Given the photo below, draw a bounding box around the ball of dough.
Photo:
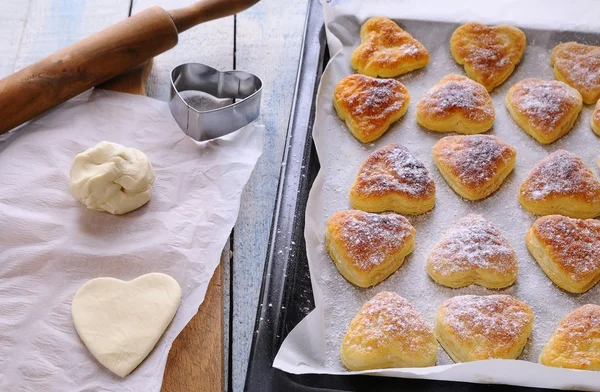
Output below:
[69,141,155,215]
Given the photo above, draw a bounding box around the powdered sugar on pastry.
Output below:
[551,42,600,104]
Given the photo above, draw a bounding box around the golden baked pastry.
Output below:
[325,210,415,288]
[341,291,437,370]
[435,295,533,362]
[506,78,582,144]
[540,304,600,370]
[519,150,600,218]
[592,99,600,135]
[333,74,410,143]
[416,74,495,134]
[351,17,429,78]
[450,22,526,92]
[427,215,517,289]
[349,144,436,215]
[526,215,600,293]
[551,42,600,105]
[432,135,516,201]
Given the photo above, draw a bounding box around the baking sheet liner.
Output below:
[0,90,263,391]
[274,0,600,389]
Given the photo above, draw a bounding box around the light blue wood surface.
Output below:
[0,1,308,390]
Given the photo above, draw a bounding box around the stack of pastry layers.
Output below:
[324,17,600,372]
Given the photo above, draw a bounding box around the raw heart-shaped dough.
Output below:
[505,78,582,144]
[432,134,516,201]
[519,150,600,218]
[427,214,517,289]
[526,215,600,293]
[350,17,429,78]
[416,74,495,134]
[72,273,181,377]
[349,143,436,215]
[451,22,526,92]
[340,291,437,370]
[333,74,410,143]
[540,304,600,370]
[435,295,533,362]
[325,210,415,287]
[551,42,600,105]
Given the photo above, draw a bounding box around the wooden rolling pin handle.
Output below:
[0,6,178,135]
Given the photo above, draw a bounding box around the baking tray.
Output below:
[244,0,578,390]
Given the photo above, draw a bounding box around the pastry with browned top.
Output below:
[325,210,415,288]
[519,150,600,218]
[540,304,600,370]
[341,291,437,370]
[333,74,410,143]
[351,17,429,78]
[451,23,526,92]
[551,42,600,105]
[592,99,600,135]
[435,295,533,363]
[427,215,517,289]
[416,74,495,134]
[350,144,435,215]
[506,78,582,144]
[526,215,600,293]
[432,135,516,201]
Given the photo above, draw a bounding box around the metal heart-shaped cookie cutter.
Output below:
[169,63,263,141]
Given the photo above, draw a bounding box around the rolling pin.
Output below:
[0,0,258,135]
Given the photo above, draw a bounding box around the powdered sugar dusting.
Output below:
[434,135,516,187]
[510,78,580,130]
[344,292,433,353]
[354,144,435,198]
[554,304,600,342]
[441,295,532,347]
[330,210,414,270]
[451,23,525,78]
[419,75,494,122]
[429,215,516,276]
[552,42,600,98]
[520,150,600,202]
[532,215,600,280]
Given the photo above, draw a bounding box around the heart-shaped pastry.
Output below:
[427,214,517,289]
[551,42,600,104]
[592,99,600,135]
[506,78,582,144]
[432,134,516,201]
[72,273,181,377]
[451,23,526,92]
[519,150,600,218]
[350,17,429,78]
[526,215,600,293]
[416,74,495,134]
[349,144,436,215]
[340,291,437,370]
[435,295,533,362]
[333,74,410,143]
[325,210,415,288]
[540,304,600,370]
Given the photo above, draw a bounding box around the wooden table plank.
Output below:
[0,0,31,76]
[12,0,130,71]
[232,1,309,390]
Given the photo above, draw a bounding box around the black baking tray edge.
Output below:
[244,1,558,391]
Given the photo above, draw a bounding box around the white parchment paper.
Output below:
[274,1,600,389]
[0,90,263,391]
